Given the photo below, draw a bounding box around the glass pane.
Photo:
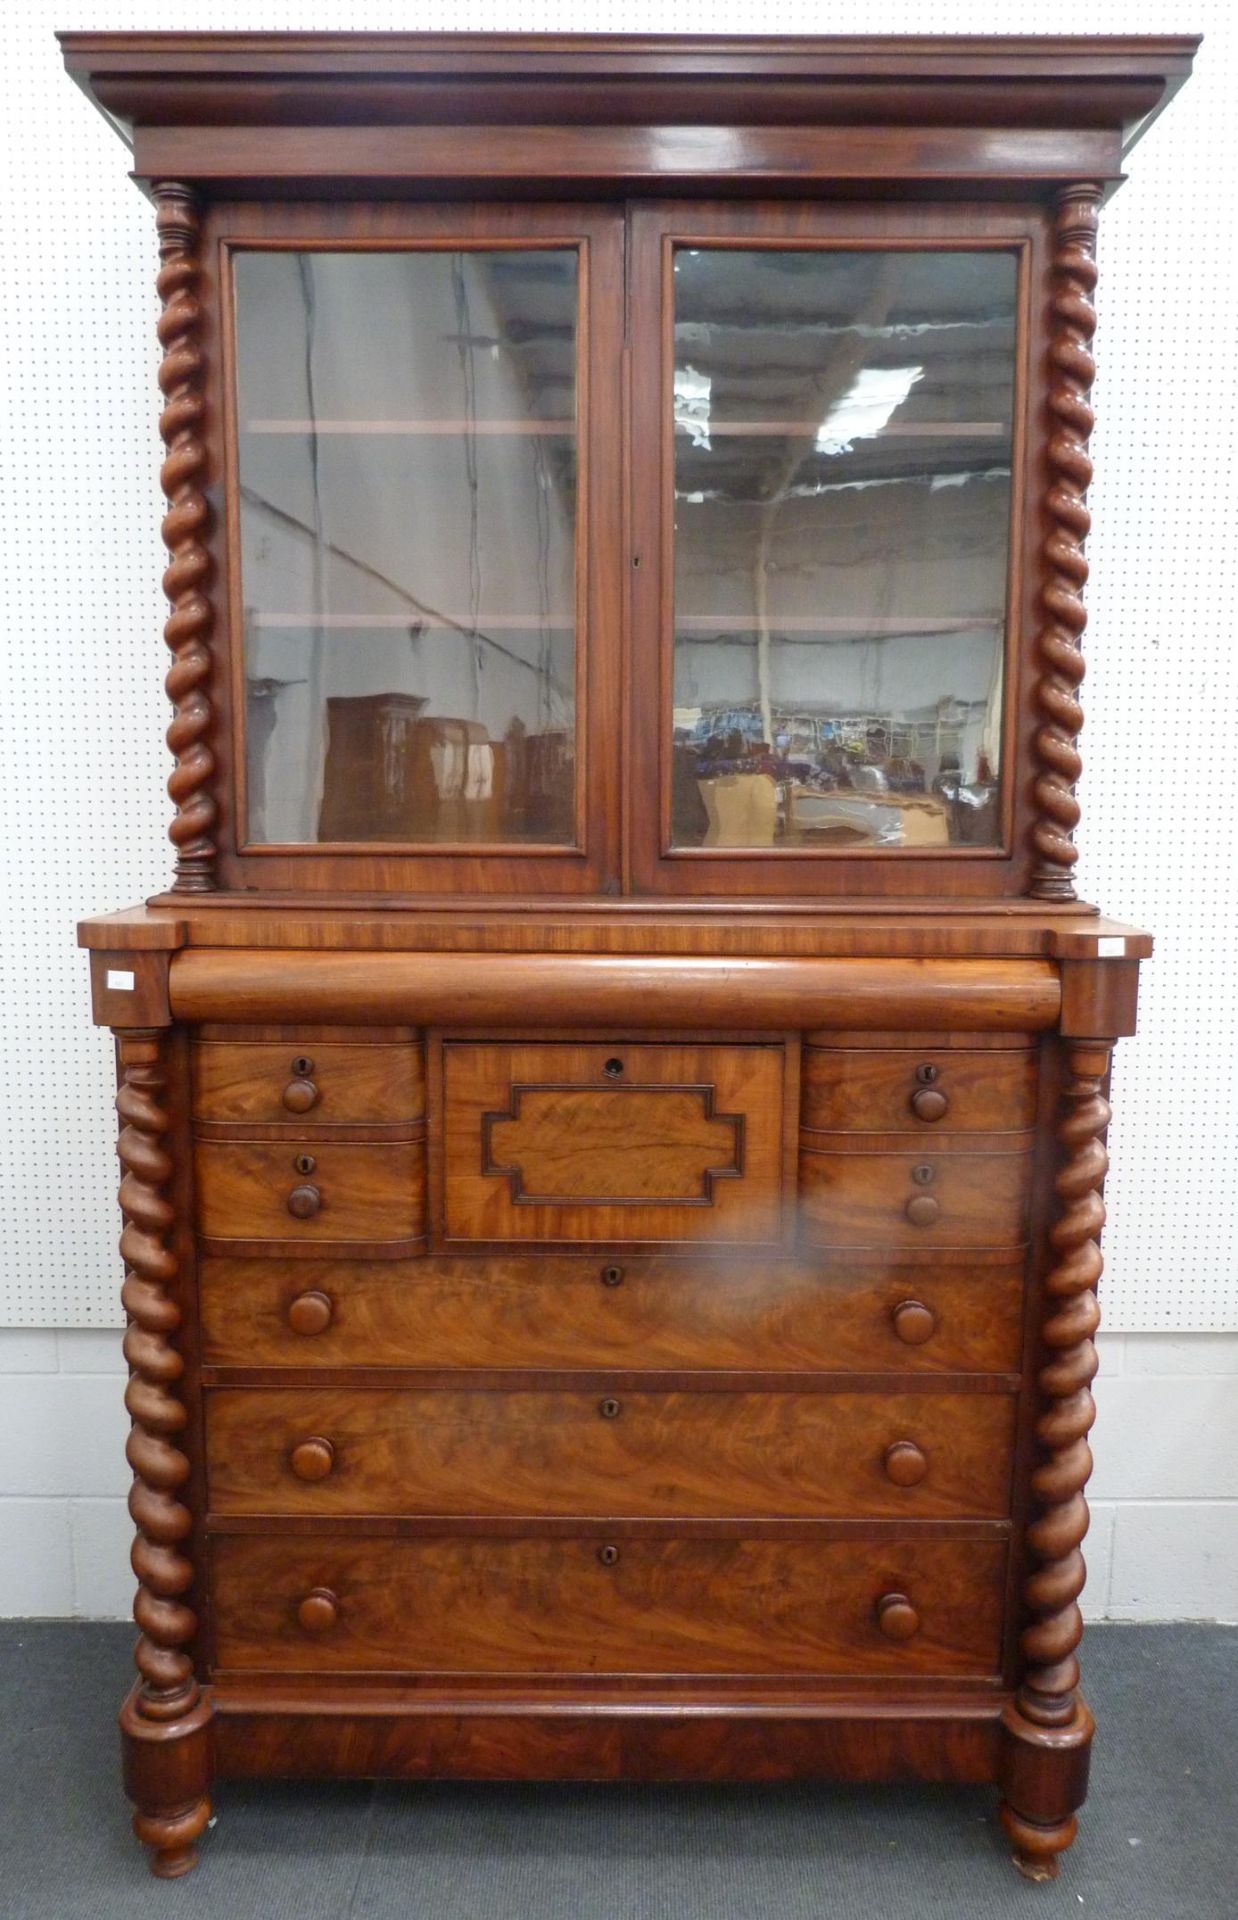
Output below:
[670,248,1017,851]
[234,249,578,846]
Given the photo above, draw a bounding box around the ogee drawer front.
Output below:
[205,1387,1015,1519]
[199,1253,1026,1374]
[801,1045,1037,1134]
[211,1533,1007,1678]
[193,1041,425,1125]
[442,1042,785,1245]
[195,1140,425,1244]
[799,1149,1032,1248]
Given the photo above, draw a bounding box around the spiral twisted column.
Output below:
[1029,186,1101,901]
[1018,1039,1111,1724]
[115,1030,211,1876]
[155,182,216,893]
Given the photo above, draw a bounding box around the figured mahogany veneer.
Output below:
[443,1042,786,1244]
[192,1040,425,1124]
[195,1138,426,1244]
[801,1046,1038,1135]
[211,1533,1009,1679]
[65,23,1184,1887]
[198,1251,1028,1374]
[798,1145,1033,1248]
[205,1385,1016,1520]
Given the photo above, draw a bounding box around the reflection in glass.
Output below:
[233,249,578,845]
[670,248,1018,851]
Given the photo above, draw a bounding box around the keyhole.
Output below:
[603,1058,624,1079]
[294,1153,317,1176]
[292,1056,315,1077]
[911,1164,935,1187]
[915,1064,939,1085]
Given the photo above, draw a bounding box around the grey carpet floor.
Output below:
[0,1622,1232,1920]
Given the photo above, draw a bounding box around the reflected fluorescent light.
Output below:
[816,366,923,454]
[674,366,712,449]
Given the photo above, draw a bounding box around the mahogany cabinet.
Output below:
[60,30,1196,1882]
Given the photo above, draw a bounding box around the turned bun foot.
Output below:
[133,1796,212,1878]
[999,1801,1077,1881]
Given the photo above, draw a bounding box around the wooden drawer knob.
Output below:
[287,1289,334,1336]
[905,1194,941,1227]
[876,1592,921,1641]
[289,1436,335,1481]
[297,1587,339,1635]
[891,1299,937,1345]
[884,1439,929,1487]
[282,1076,320,1114]
[287,1183,321,1220]
[910,1086,949,1122]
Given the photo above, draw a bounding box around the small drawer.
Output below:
[192,1041,425,1125]
[799,1147,1032,1248]
[205,1386,1015,1520]
[801,1045,1037,1134]
[443,1041,786,1246]
[199,1251,1026,1375]
[195,1139,425,1245]
[211,1533,1007,1679]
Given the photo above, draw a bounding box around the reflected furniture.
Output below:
[61,30,1195,1883]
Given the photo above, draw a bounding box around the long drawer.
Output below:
[199,1252,1026,1374]
[205,1387,1016,1520]
[211,1533,1008,1678]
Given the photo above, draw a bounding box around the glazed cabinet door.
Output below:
[626,201,1042,899]
[208,201,623,894]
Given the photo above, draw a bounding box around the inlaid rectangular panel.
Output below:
[205,1386,1016,1520]
[195,1139,425,1245]
[211,1533,1008,1679]
[799,1147,1032,1249]
[193,1040,425,1125]
[801,1045,1037,1135]
[199,1251,1027,1375]
[442,1042,786,1244]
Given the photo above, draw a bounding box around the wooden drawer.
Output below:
[442,1041,786,1246]
[195,1140,425,1245]
[193,1040,425,1125]
[211,1533,1007,1679]
[801,1044,1037,1134]
[206,1386,1015,1519]
[799,1146,1032,1248]
[200,1251,1026,1374]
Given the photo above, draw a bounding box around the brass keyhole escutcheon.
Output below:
[911,1163,935,1186]
[599,1397,622,1420]
[294,1152,317,1176]
[915,1064,939,1085]
[598,1545,621,1567]
[603,1057,625,1078]
[601,1265,625,1287]
[291,1056,315,1077]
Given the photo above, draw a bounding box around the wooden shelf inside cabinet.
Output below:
[62,23,1186,1887]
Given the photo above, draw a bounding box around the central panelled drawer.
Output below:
[442,1041,786,1245]
[199,1251,1027,1373]
[211,1533,1008,1678]
[205,1386,1015,1519]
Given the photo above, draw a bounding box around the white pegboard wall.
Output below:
[0,0,1233,1328]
